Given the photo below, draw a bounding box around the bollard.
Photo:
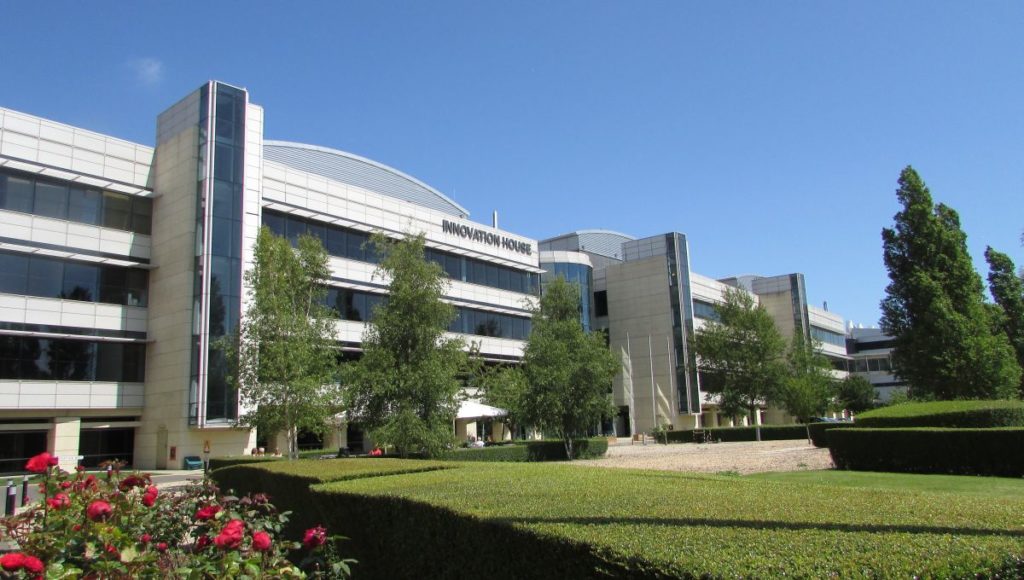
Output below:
[21,475,29,507]
[5,480,15,516]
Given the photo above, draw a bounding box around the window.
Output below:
[1,174,34,213]
[594,291,609,317]
[102,192,132,230]
[63,263,98,301]
[131,198,153,235]
[68,187,101,225]
[0,336,145,382]
[27,259,63,298]
[34,181,68,220]
[0,253,28,295]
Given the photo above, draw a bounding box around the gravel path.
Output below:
[573,439,834,475]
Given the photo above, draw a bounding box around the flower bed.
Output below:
[0,452,352,578]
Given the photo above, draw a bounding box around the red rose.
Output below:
[213,519,245,550]
[156,542,168,553]
[72,524,82,532]
[21,555,43,574]
[25,452,58,473]
[75,475,98,492]
[47,493,70,509]
[195,505,221,521]
[86,500,112,521]
[1,553,26,571]
[140,533,152,545]
[118,474,149,491]
[302,525,327,549]
[59,481,72,490]
[251,531,272,552]
[142,486,158,507]
[195,535,211,550]
[104,544,120,560]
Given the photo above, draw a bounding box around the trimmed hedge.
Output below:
[664,424,809,443]
[855,400,1024,428]
[827,427,1024,476]
[254,462,1024,578]
[440,445,528,462]
[808,421,852,448]
[207,456,282,470]
[438,438,607,462]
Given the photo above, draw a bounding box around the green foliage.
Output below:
[880,166,1021,399]
[807,421,852,447]
[749,469,1024,500]
[437,438,608,462]
[827,427,1024,476]
[520,276,618,459]
[343,232,465,458]
[855,399,1024,428]
[985,246,1024,396]
[317,464,1023,578]
[778,332,835,433]
[233,227,342,459]
[696,288,787,430]
[208,456,282,470]
[835,375,877,413]
[664,424,809,443]
[474,362,528,441]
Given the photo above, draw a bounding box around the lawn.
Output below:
[290,462,1024,578]
[748,469,1024,499]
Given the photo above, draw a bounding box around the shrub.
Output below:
[208,456,282,470]
[664,424,808,443]
[808,421,852,448]
[2,453,351,578]
[855,400,1024,428]
[439,445,528,462]
[827,427,1024,476]
[526,437,608,460]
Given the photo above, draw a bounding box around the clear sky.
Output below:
[2,2,1021,326]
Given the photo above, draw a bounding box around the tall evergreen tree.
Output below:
[519,276,618,459]
[985,247,1024,396]
[880,166,1020,399]
[232,227,342,459]
[696,287,787,438]
[343,232,465,458]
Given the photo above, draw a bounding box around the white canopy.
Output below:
[456,401,507,420]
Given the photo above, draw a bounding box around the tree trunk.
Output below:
[564,437,574,460]
[750,406,761,442]
[289,424,298,460]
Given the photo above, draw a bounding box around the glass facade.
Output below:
[0,169,152,235]
[810,325,846,348]
[263,210,539,295]
[666,233,700,414]
[692,300,720,322]
[0,335,145,382]
[539,261,593,331]
[190,82,247,425]
[0,251,148,306]
[322,287,531,340]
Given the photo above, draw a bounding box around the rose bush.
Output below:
[0,453,353,578]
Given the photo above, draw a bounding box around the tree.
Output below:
[343,232,465,458]
[233,227,342,459]
[835,375,876,414]
[474,361,528,441]
[985,246,1024,396]
[695,287,787,440]
[880,166,1021,399]
[778,331,835,441]
[519,276,618,459]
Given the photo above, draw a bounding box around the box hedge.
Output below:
[808,421,852,448]
[438,438,607,462]
[855,400,1024,428]
[827,427,1024,476]
[664,424,808,443]
[220,461,1024,579]
[207,456,282,470]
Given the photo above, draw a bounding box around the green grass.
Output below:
[747,469,1024,499]
[312,463,1024,578]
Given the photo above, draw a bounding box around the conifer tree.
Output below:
[985,247,1024,396]
[880,166,1020,399]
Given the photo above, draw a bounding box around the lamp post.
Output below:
[202,441,211,475]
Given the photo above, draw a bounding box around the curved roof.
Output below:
[263,141,469,218]
[539,229,636,260]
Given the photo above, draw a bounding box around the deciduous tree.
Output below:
[232,227,341,459]
[836,375,877,414]
[519,276,618,459]
[343,232,465,458]
[696,287,787,440]
[779,331,835,441]
[880,166,1020,399]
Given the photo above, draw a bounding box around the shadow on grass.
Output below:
[493,515,1024,538]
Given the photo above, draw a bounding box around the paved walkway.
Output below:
[573,439,834,475]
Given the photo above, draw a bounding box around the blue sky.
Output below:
[2,2,1021,326]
